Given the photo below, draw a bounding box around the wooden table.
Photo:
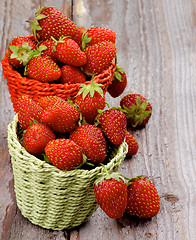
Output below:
[0,0,195,239]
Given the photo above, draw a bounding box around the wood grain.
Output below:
[0,0,196,239]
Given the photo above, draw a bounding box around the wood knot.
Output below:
[164,193,179,203]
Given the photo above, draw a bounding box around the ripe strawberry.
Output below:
[126,176,160,218]
[41,99,79,133]
[97,108,127,146]
[60,65,86,84]
[94,170,127,219]
[74,80,105,124]
[38,39,57,62]
[69,124,107,163]
[120,94,152,128]
[82,27,116,50]
[107,65,127,98]
[17,95,43,130]
[125,131,139,156]
[53,37,87,66]
[23,122,55,156]
[38,96,64,109]
[45,139,83,170]
[30,6,80,44]
[26,55,61,82]
[83,41,117,75]
[8,36,36,68]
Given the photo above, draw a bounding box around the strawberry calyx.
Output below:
[113,65,125,82]
[81,30,91,51]
[126,175,147,187]
[28,6,48,41]
[76,79,104,100]
[122,96,152,127]
[94,163,125,186]
[9,42,35,66]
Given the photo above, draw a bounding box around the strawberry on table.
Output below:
[97,107,127,146]
[120,94,152,128]
[107,65,127,98]
[23,122,55,156]
[69,124,107,164]
[126,176,160,218]
[8,36,36,68]
[60,65,86,85]
[17,95,43,130]
[40,99,80,133]
[82,27,116,50]
[125,131,139,156]
[29,6,81,44]
[94,168,127,219]
[74,80,105,124]
[45,139,84,170]
[83,41,117,75]
[25,55,61,82]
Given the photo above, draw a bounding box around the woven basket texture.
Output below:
[7,114,128,230]
[1,35,116,112]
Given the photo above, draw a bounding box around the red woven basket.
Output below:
[1,35,116,112]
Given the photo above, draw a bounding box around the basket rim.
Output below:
[7,114,128,178]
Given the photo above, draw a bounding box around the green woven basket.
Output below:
[7,114,128,230]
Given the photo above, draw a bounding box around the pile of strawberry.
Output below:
[8,6,160,222]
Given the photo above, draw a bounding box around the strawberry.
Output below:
[74,80,105,124]
[23,122,55,156]
[8,36,36,68]
[30,6,80,44]
[126,176,160,218]
[53,37,87,66]
[83,41,117,75]
[38,39,57,62]
[26,55,61,82]
[82,27,116,50]
[94,169,127,219]
[125,131,139,156]
[40,99,80,133]
[107,65,127,98]
[45,139,83,170]
[38,96,64,109]
[97,108,127,146]
[69,124,107,163]
[60,65,86,84]
[120,94,152,128]
[17,95,43,130]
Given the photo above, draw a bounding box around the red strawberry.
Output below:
[107,65,127,98]
[17,95,43,130]
[23,122,55,156]
[30,6,80,44]
[126,176,160,218]
[26,55,61,82]
[94,170,127,219]
[82,27,116,50]
[83,41,117,75]
[41,99,80,133]
[125,131,139,156]
[97,108,127,146]
[74,80,105,124]
[120,94,152,128]
[69,124,107,163]
[38,96,64,109]
[45,139,83,170]
[8,36,36,68]
[38,39,57,62]
[60,65,86,84]
[53,37,87,66]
